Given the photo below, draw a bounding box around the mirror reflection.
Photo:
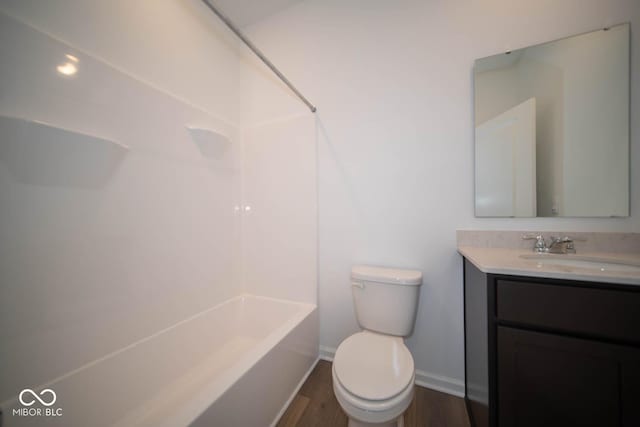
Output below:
[474,23,629,217]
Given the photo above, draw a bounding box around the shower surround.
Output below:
[0,7,317,427]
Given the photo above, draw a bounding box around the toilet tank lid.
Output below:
[351,265,422,286]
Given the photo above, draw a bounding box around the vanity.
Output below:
[466,18,637,426]
[459,232,640,427]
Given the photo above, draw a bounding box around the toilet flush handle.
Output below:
[351,281,364,289]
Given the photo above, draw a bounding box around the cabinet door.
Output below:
[498,326,640,427]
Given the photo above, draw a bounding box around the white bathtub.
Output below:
[2,295,318,427]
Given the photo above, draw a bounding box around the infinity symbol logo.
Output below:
[18,389,57,407]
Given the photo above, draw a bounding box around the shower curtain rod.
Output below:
[200,0,317,113]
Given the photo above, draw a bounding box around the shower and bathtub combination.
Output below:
[3,296,317,426]
[0,3,318,426]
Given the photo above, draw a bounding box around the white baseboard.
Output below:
[318,346,464,398]
[319,345,336,361]
[270,356,320,427]
[415,369,465,397]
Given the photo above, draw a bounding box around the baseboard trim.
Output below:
[415,369,465,398]
[270,356,320,427]
[319,345,336,361]
[318,346,464,398]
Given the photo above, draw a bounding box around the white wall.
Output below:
[242,114,317,304]
[0,0,243,124]
[244,0,640,394]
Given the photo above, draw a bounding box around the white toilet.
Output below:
[332,265,422,427]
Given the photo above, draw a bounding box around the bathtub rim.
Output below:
[0,293,317,427]
[119,293,317,427]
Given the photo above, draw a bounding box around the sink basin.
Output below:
[519,254,640,273]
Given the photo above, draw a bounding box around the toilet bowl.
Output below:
[333,265,422,427]
[333,331,415,426]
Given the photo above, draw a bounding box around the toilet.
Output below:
[332,265,422,427]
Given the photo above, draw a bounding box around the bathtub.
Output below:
[2,295,318,427]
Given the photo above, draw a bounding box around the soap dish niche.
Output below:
[186,126,231,157]
[0,115,128,188]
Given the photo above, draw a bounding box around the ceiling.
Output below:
[210,0,303,27]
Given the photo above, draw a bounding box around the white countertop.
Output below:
[458,246,640,286]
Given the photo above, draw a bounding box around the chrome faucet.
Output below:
[522,234,548,253]
[522,234,578,254]
[547,236,576,254]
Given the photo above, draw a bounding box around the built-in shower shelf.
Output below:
[0,115,128,188]
[186,126,230,157]
[0,115,129,150]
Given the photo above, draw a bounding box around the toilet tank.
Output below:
[351,265,422,337]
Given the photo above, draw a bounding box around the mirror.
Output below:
[474,23,629,217]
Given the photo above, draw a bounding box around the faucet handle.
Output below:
[522,233,541,239]
[549,235,586,253]
[550,235,587,243]
[549,235,572,243]
[522,233,547,252]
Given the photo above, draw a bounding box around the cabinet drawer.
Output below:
[496,280,640,344]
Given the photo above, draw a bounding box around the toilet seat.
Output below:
[333,365,415,412]
[332,359,414,424]
[333,331,414,401]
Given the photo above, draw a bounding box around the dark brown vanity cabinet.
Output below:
[463,259,640,427]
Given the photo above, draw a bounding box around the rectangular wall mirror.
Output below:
[474,23,629,217]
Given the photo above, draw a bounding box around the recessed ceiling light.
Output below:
[56,53,79,76]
